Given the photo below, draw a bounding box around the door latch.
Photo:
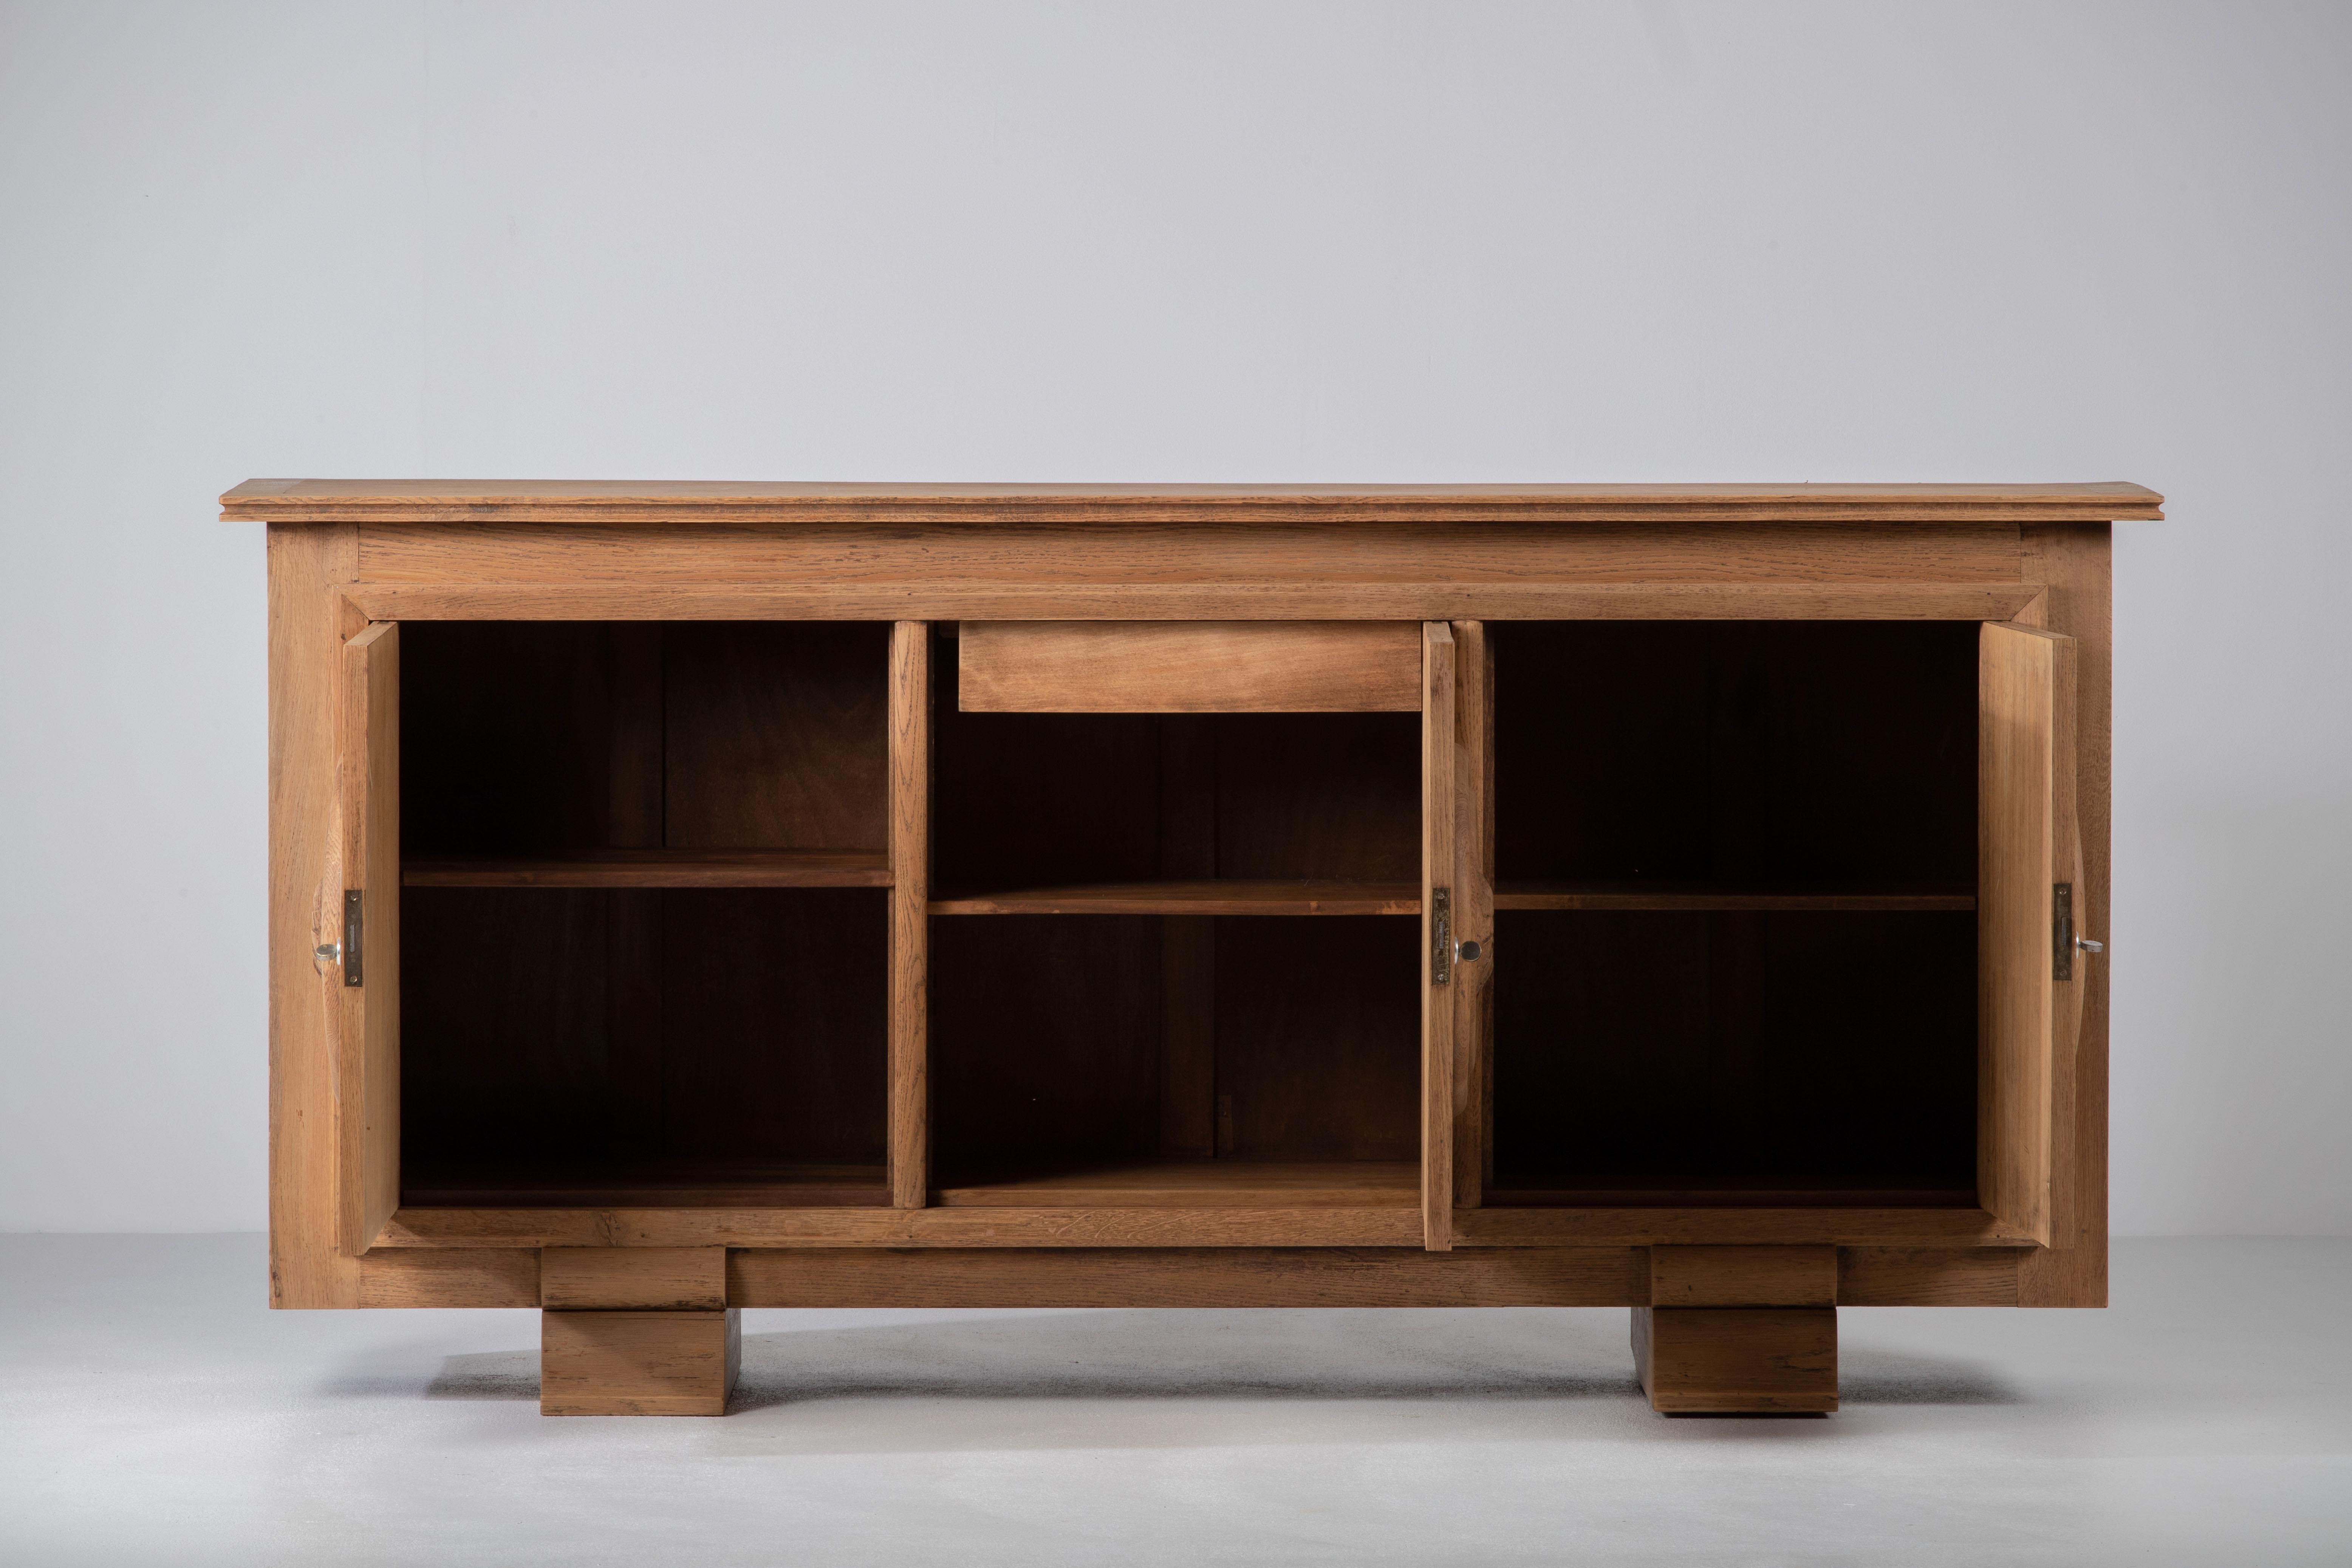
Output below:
[342,890,364,987]
[2052,884,2101,979]
[1430,886,1452,986]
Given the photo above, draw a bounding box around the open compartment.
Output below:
[1486,621,1984,1206]
[932,626,1424,910]
[400,887,888,1206]
[388,621,895,1209]
[401,620,891,884]
[928,914,1420,1205]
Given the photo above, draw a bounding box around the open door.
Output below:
[336,621,399,1254]
[1979,621,2075,1245]
[1421,623,1458,1251]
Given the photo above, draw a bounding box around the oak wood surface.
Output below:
[337,621,400,1257]
[1980,623,2070,1246]
[400,1164,889,1209]
[401,849,890,887]
[727,1246,1644,1308]
[1451,622,1495,1211]
[540,1246,727,1310]
[2016,524,2111,1308]
[1421,622,1457,1252]
[342,580,2050,625]
[930,880,1419,915]
[1634,1306,1838,1414]
[380,1206,1428,1249]
[932,1159,1417,1208]
[1649,1245,1838,1307]
[888,624,930,1210]
[1837,1246,2025,1306]
[267,525,361,1306]
[540,1308,739,1416]
[224,478,2164,523]
[356,1246,540,1308]
[958,620,1422,712]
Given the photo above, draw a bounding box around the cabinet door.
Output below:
[336,621,400,1254]
[1420,623,1458,1251]
[1979,621,2076,1245]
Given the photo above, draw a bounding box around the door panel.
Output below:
[337,621,399,1253]
[1420,623,1458,1250]
[1450,622,1494,1210]
[1979,621,2075,1244]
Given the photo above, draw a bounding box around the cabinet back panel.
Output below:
[1494,622,1977,887]
[662,622,889,849]
[1215,918,1419,1160]
[930,915,1166,1169]
[402,624,627,853]
[1491,909,1977,1189]
[1214,715,1420,881]
[401,887,885,1191]
[402,621,888,856]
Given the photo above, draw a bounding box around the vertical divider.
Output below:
[888,622,932,1208]
[1420,622,1458,1252]
[1450,621,1493,1210]
[1159,715,1218,1158]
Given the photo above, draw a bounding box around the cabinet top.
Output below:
[220,478,2162,524]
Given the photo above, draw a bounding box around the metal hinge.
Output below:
[342,890,364,987]
[1430,886,1452,986]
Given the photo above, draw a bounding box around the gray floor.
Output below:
[2,1237,2346,1566]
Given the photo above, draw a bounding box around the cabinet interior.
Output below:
[1487,621,1981,1206]
[392,618,1985,1214]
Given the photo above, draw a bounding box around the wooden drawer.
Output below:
[956,620,1422,712]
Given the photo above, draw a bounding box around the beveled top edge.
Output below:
[220,478,2164,523]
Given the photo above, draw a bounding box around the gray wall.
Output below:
[3,1,2346,1233]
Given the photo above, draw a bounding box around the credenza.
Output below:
[225,479,2148,1416]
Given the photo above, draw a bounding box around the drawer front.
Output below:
[957,620,1423,712]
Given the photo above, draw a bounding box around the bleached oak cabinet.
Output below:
[228,479,2148,1416]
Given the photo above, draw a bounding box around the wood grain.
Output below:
[1421,622,1457,1252]
[1980,623,2071,1247]
[342,580,2050,625]
[932,1159,1417,1208]
[930,880,1418,915]
[540,1308,739,1416]
[1452,622,1494,1210]
[1837,1247,2025,1306]
[357,1247,540,1308]
[889,624,931,1210]
[958,621,1422,712]
[337,621,399,1257]
[224,477,2164,523]
[378,1206,1426,1249]
[402,849,891,887]
[269,525,361,1306]
[1649,1246,1837,1307]
[1634,1306,1838,1414]
[1453,1206,2030,1248]
[728,1246,1644,1308]
[2016,523,2112,1309]
[540,1247,726,1310]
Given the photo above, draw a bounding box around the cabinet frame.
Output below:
[249,483,2133,1313]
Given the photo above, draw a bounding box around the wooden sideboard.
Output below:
[226,479,2151,1416]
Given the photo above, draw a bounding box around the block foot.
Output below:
[540,1307,741,1416]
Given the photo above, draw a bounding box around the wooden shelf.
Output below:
[403,849,891,889]
[1486,1175,1979,1209]
[933,1158,1419,1208]
[929,880,1419,916]
[1496,882,1974,912]
[401,1162,891,1209]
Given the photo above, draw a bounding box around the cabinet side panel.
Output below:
[2018,524,2111,1307]
[268,523,362,1307]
